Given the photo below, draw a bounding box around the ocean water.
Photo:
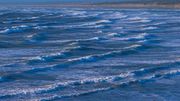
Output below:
[0,7,180,101]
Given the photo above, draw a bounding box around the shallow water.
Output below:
[0,7,180,101]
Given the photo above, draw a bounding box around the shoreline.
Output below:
[1,3,180,9]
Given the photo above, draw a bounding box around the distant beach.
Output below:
[2,3,180,9]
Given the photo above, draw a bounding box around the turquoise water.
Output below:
[0,7,180,101]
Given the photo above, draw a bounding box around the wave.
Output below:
[127,17,151,23]
[28,46,81,63]
[42,36,105,44]
[33,25,52,30]
[107,32,119,37]
[41,87,111,101]
[26,33,37,39]
[38,24,104,29]
[1,67,179,100]
[80,20,111,26]
[0,72,133,98]
[25,37,106,59]
[15,16,40,21]
[64,10,87,16]
[67,44,141,62]
[28,43,140,63]
[127,58,180,65]
[32,19,109,30]
[113,33,148,41]
[142,26,158,30]
[166,69,180,75]
[30,17,39,19]
[0,25,30,34]
[39,68,180,101]
[0,44,141,83]
[103,12,128,20]
[152,22,167,26]
[0,29,10,34]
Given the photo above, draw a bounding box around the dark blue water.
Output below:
[0,7,180,101]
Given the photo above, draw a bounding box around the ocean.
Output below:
[0,7,180,101]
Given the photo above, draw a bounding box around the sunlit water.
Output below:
[0,7,180,101]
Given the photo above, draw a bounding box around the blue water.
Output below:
[0,7,180,101]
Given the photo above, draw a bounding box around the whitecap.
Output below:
[87,25,104,28]
[74,37,104,42]
[142,26,157,30]
[113,27,123,30]
[28,46,81,62]
[67,44,141,62]
[95,30,103,33]
[69,11,87,16]
[0,25,30,34]
[3,67,178,100]
[126,58,180,65]
[146,69,180,80]
[123,44,142,49]
[40,87,111,101]
[30,17,39,19]
[127,17,151,23]
[107,32,119,37]
[12,25,29,29]
[0,29,10,34]
[26,33,37,38]
[41,37,103,44]
[114,33,148,41]
[68,55,94,62]
[103,12,128,19]
[33,26,48,30]
[165,69,180,75]
[80,20,111,26]
[29,56,45,61]
[0,72,133,98]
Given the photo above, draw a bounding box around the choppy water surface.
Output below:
[0,7,180,101]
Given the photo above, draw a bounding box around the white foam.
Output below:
[123,44,142,49]
[68,44,141,62]
[33,68,180,100]
[29,46,81,61]
[68,10,87,16]
[26,33,37,38]
[113,27,123,30]
[80,20,111,26]
[40,87,111,101]
[30,17,39,19]
[12,25,28,29]
[68,55,94,62]
[128,17,151,23]
[167,69,180,75]
[104,12,127,19]
[142,26,157,30]
[42,36,102,44]
[116,33,148,41]
[0,29,9,33]
[29,56,45,61]
[33,26,48,30]
[0,25,29,34]
[146,69,180,80]
[4,66,178,100]
[127,58,180,65]
[74,37,102,42]
[107,32,119,37]
[0,72,133,98]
